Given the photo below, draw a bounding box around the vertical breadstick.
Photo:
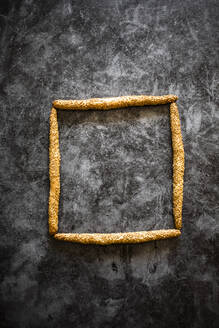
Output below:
[48,107,60,235]
[170,102,184,229]
[53,94,178,110]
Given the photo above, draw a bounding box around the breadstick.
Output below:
[48,107,60,235]
[48,95,184,244]
[53,94,178,110]
[170,102,184,229]
[53,229,181,245]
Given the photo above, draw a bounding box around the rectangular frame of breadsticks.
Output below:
[49,95,184,245]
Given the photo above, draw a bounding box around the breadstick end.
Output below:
[49,225,58,236]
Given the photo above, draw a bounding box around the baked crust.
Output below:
[54,229,181,245]
[53,94,178,110]
[170,102,185,229]
[48,95,184,244]
[48,107,60,235]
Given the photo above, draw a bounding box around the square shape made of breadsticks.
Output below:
[49,95,184,245]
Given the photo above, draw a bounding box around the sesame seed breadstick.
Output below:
[53,94,178,110]
[54,229,181,245]
[170,102,184,229]
[48,107,60,235]
[48,95,184,244]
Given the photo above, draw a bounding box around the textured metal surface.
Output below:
[0,0,218,327]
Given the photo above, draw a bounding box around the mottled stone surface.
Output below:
[0,0,218,327]
[58,106,173,234]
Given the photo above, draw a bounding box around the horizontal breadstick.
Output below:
[53,229,181,245]
[48,107,60,235]
[170,102,184,229]
[53,94,178,110]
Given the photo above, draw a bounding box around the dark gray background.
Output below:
[0,0,218,327]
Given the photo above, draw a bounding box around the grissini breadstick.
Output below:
[170,102,184,229]
[53,229,181,245]
[48,107,60,235]
[53,94,178,110]
[48,95,184,244]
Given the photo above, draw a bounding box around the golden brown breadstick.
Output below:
[53,94,178,110]
[170,102,184,229]
[48,95,184,244]
[48,107,60,235]
[54,229,181,245]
